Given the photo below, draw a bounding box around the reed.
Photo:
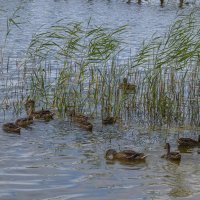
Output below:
[1,9,200,129]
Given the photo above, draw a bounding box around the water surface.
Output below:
[0,1,199,200]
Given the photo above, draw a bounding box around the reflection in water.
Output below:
[0,118,199,200]
[162,163,193,198]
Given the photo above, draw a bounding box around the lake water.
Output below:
[0,0,199,200]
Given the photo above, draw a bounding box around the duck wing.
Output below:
[117,150,142,160]
[114,150,135,160]
[178,138,199,146]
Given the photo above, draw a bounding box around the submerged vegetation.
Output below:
[0,9,200,129]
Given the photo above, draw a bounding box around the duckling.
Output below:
[105,149,147,161]
[102,116,116,125]
[15,116,33,128]
[25,99,54,120]
[161,143,181,162]
[2,123,21,134]
[119,78,136,92]
[177,135,200,147]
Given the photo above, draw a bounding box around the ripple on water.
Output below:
[0,1,200,200]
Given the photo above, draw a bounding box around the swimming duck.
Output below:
[177,135,200,147]
[25,99,54,120]
[102,116,116,125]
[69,110,89,123]
[15,116,33,127]
[119,78,136,92]
[77,120,93,131]
[2,123,21,134]
[105,149,147,161]
[161,143,181,162]
[69,110,93,131]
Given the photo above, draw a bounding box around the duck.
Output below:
[102,116,116,125]
[119,78,136,92]
[69,110,89,123]
[77,120,93,131]
[25,99,54,120]
[161,143,181,162]
[69,110,93,131]
[105,149,147,161]
[177,135,200,147]
[15,116,33,127]
[2,123,21,134]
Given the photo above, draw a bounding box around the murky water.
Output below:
[0,0,200,200]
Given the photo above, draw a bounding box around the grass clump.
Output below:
[1,9,200,129]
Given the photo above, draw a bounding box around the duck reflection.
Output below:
[162,160,193,198]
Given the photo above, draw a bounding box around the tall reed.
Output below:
[1,9,200,129]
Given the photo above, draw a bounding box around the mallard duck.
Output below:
[77,121,93,131]
[177,135,200,147]
[119,78,136,92]
[102,116,116,125]
[69,110,93,131]
[25,99,54,120]
[69,110,89,123]
[15,116,33,127]
[2,123,21,134]
[105,149,147,161]
[161,143,181,162]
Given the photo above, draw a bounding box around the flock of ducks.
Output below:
[2,99,55,134]
[2,99,95,134]
[105,136,200,163]
[2,78,136,134]
[1,97,200,165]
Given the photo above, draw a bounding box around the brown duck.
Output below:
[15,116,33,127]
[102,116,116,125]
[119,78,136,92]
[161,143,181,162]
[77,121,93,131]
[177,135,200,147]
[69,110,89,123]
[105,149,147,161]
[25,99,54,120]
[69,110,93,131]
[2,123,21,134]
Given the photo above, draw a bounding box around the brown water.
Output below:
[0,0,200,200]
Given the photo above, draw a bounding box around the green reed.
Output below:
[1,9,200,128]
[128,10,200,128]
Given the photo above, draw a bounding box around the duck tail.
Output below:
[141,155,148,159]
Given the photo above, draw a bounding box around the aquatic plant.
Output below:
[1,8,200,129]
[0,1,27,116]
[128,10,200,128]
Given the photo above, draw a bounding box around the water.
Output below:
[0,0,181,57]
[0,119,199,200]
[0,0,200,200]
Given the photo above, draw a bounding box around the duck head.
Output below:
[25,99,35,114]
[165,143,171,154]
[123,78,128,84]
[105,149,117,160]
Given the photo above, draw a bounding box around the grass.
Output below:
[0,9,200,129]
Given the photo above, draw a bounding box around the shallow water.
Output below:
[0,119,200,200]
[0,0,200,200]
